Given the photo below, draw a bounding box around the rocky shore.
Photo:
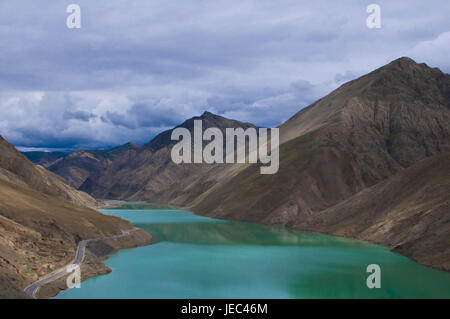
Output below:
[35,228,152,299]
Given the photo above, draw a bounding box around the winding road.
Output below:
[24,228,139,298]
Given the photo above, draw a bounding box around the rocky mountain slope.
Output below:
[194,57,450,220]
[79,111,256,203]
[0,136,98,209]
[25,143,141,189]
[190,57,450,270]
[0,136,151,298]
[22,151,67,168]
[294,153,450,271]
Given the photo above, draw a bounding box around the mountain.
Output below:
[0,136,150,298]
[194,57,450,218]
[294,153,450,271]
[37,57,450,271]
[0,136,98,209]
[26,142,141,189]
[22,151,67,168]
[190,57,450,270]
[79,111,256,203]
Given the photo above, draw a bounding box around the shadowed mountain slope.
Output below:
[79,112,256,203]
[22,151,67,168]
[293,153,450,271]
[0,137,98,209]
[26,143,141,189]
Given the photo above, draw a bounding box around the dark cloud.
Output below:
[63,110,96,122]
[102,103,187,130]
[0,0,449,150]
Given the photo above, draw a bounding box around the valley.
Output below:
[6,56,449,298]
[24,57,450,272]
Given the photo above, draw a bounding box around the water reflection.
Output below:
[56,209,450,299]
[139,220,378,248]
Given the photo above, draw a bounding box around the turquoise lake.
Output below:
[57,209,450,299]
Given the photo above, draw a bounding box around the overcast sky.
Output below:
[0,0,449,151]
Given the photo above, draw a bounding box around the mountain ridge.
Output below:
[189,57,450,270]
[25,142,142,189]
[79,111,257,202]
[20,57,450,271]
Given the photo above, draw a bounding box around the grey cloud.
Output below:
[102,102,186,130]
[0,0,449,150]
[101,112,137,130]
[63,110,96,122]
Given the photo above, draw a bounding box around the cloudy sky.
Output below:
[0,0,449,151]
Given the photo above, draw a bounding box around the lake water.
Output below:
[57,209,450,299]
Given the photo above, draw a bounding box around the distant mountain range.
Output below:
[25,143,141,189]
[25,112,257,202]
[21,151,68,168]
[23,57,450,271]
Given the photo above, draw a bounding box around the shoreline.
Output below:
[96,201,450,273]
[185,207,450,274]
[100,202,450,273]
[27,227,152,299]
[31,206,450,299]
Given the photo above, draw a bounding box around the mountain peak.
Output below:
[383,56,423,73]
[379,56,446,78]
[201,110,214,116]
[110,142,140,150]
[104,142,141,160]
[198,111,223,120]
[144,111,256,152]
[280,56,450,145]
[389,56,417,67]
[124,142,139,147]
